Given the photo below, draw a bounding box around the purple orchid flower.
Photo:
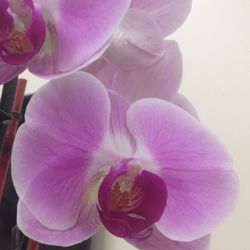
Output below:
[0,0,131,84]
[85,40,183,103]
[103,0,191,69]
[130,0,192,36]
[12,72,238,249]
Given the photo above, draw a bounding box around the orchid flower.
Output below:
[103,0,191,69]
[130,0,192,36]
[85,40,183,103]
[12,72,238,249]
[0,0,131,84]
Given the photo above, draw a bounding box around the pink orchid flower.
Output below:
[0,0,131,84]
[85,40,183,103]
[12,72,238,249]
[131,0,192,36]
[84,41,199,122]
[103,0,191,69]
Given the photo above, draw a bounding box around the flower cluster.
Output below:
[1,1,238,250]
[0,0,130,83]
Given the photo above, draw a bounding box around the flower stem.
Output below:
[0,79,26,200]
[0,77,18,154]
[27,239,40,250]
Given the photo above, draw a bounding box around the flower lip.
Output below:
[1,30,34,55]
[0,0,45,65]
[98,159,167,239]
[0,0,10,13]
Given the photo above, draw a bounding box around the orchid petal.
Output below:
[127,99,238,241]
[0,59,26,84]
[131,0,192,36]
[108,90,136,157]
[84,58,118,88]
[127,226,210,250]
[12,72,110,237]
[29,0,131,77]
[17,201,100,247]
[24,72,110,147]
[13,126,94,231]
[104,9,164,70]
[112,40,182,103]
[84,40,182,103]
[173,93,199,119]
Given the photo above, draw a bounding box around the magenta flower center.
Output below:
[110,174,144,211]
[98,160,167,239]
[0,0,45,65]
[1,30,33,55]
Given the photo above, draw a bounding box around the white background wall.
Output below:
[1,1,249,249]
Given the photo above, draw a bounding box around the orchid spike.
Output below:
[12,72,238,248]
[103,0,191,69]
[0,0,131,84]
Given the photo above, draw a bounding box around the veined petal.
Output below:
[104,9,164,69]
[127,226,210,250]
[17,201,101,247]
[131,0,192,36]
[127,99,238,241]
[12,72,110,237]
[29,0,131,77]
[13,126,93,231]
[112,40,182,103]
[108,90,136,157]
[24,71,110,148]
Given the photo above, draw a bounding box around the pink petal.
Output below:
[112,40,182,103]
[0,60,26,84]
[104,9,164,69]
[24,72,110,148]
[127,99,239,241]
[29,0,131,77]
[17,201,101,247]
[173,93,199,119]
[84,40,182,103]
[13,126,93,231]
[84,58,119,89]
[108,90,136,156]
[12,72,110,236]
[131,0,192,36]
[127,226,210,250]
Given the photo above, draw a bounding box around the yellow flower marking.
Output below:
[1,30,33,55]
